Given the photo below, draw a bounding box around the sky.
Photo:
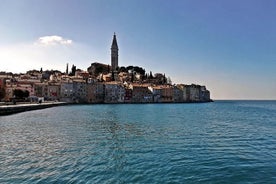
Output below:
[0,0,275,100]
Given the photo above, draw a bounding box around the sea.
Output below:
[0,100,275,183]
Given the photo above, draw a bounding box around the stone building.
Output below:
[72,81,87,103]
[47,82,60,101]
[130,84,153,103]
[60,81,74,102]
[173,85,184,102]
[34,82,48,98]
[161,85,173,102]
[148,86,162,103]
[87,82,105,103]
[104,82,125,103]
[124,88,132,103]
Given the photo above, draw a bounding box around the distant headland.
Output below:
[0,33,212,104]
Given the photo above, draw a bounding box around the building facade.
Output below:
[131,84,153,103]
[60,81,74,102]
[87,82,105,103]
[104,82,125,103]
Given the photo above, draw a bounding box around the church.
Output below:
[87,33,119,77]
[111,33,119,71]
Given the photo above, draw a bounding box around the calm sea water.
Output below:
[0,101,275,183]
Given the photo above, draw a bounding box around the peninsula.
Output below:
[0,34,212,105]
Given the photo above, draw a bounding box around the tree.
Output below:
[0,88,6,100]
[145,73,148,79]
[126,66,133,71]
[69,64,77,76]
[66,63,69,74]
[167,77,172,85]
[107,65,110,73]
[111,71,115,81]
[163,73,167,84]
[119,66,127,73]
[131,72,134,82]
[95,66,103,74]
[13,89,29,99]
[23,90,30,98]
[149,71,153,79]
[133,66,145,75]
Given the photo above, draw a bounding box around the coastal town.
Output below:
[0,34,211,104]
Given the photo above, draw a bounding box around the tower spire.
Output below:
[111,33,118,49]
[111,33,119,71]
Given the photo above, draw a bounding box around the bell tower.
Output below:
[111,33,119,71]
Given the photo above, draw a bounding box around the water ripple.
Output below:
[0,101,276,183]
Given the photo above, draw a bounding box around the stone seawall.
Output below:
[0,100,213,116]
[0,102,68,116]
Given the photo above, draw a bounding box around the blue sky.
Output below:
[0,0,275,99]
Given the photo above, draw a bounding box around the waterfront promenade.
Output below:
[0,102,67,116]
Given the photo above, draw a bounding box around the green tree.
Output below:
[145,73,148,79]
[126,66,133,71]
[119,66,127,73]
[95,66,103,74]
[163,73,167,84]
[149,71,153,79]
[69,64,77,76]
[13,89,30,99]
[111,71,115,81]
[131,72,134,82]
[66,63,69,74]
[0,88,6,100]
[167,77,172,85]
[23,90,30,98]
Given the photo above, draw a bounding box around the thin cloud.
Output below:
[36,35,73,45]
[0,41,93,73]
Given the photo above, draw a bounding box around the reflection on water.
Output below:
[1,101,276,183]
